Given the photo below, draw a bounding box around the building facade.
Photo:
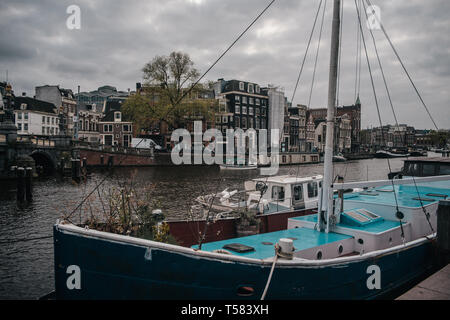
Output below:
[77,103,102,143]
[35,85,77,138]
[213,79,269,134]
[98,101,133,147]
[13,96,59,136]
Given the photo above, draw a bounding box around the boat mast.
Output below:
[320,0,341,233]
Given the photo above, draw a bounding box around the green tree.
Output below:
[123,51,217,131]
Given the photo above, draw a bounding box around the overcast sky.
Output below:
[0,0,449,129]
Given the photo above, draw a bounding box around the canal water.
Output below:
[0,158,404,299]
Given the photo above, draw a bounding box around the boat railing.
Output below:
[333,174,450,190]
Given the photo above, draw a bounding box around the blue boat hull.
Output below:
[53,225,436,300]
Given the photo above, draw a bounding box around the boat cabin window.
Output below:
[307,182,318,198]
[423,164,437,176]
[272,186,285,201]
[292,184,303,202]
[404,163,420,176]
[439,164,450,175]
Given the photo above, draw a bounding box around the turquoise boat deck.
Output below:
[194,227,352,260]
[342,184,450,208]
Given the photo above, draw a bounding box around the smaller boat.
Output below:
[219,156,258,170]
[219,163,258,170]
[333,153,347,162]
[388,157,450,180]
[166,174,323,246]
[375,150,409,158]
[409,150,427,157]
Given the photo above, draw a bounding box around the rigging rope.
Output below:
[290,0,323,104]
[364,0,439,130]
[307,0,328,108]
[361,0,434,234]
[354,0,404,240]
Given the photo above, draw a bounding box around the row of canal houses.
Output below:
[1,80,362,154]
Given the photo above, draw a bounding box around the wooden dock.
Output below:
[396,264,450,300]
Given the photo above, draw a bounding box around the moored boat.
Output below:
[49,0,448,300]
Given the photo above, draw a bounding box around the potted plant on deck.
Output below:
[235,208,260,237]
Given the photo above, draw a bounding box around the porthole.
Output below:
[237,286,255,297]
[338,244,344,255]
[316,250,322,260]
[389,237,393,244]
[358,238,364,245]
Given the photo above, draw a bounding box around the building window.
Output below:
[235,105,240,114]
[235,117,240,128]
[123,124,131,132]
[249,117,254,128]
[255,118,260,129]
[249,97,254,105]
[222,116,228,124]
[235,96,240,104]
[123,135,130,147]
[24,123,28,131]
[249,107,254,115]
[17,123,22,131]
[242,96,247,104]
[256,98,260,106]
[42,127,45,134]
[255,85,260,93]
[248,84,254,94]
[114,111,122,122]
[239,82,244,91]
[42,116,45,123]
[24,113,28,120]
[242,117,247,129]
[242,106,247,114]
[52,117,55,124]
[18,113,22,120]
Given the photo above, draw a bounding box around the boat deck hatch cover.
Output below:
[426,193,447,198]
[412,197,435,202]
[223,243,255,253]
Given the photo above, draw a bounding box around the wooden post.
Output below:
[71,159,80,182]
[25,167,33,202]
[437,199,450,266]
[16,167,25,202]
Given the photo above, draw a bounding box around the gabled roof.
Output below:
[101,100,131,122]
[13,96,57,114]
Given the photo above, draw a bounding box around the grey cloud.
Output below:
[0,0,448,129]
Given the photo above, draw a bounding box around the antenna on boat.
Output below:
[318,0,341,233]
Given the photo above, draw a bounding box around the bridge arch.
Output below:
[30,150,56,175]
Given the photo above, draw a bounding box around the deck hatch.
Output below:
[426,193,447,198]
[344,210,370,223]
[412,197,435,202]
[223,243,255,253]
